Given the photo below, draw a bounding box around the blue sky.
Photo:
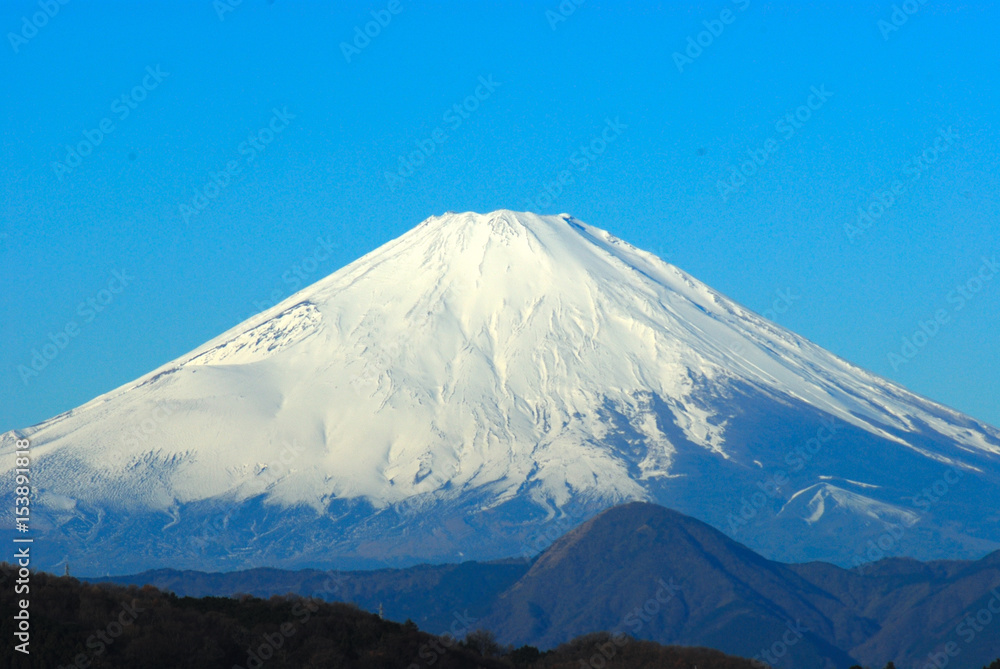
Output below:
[1,0,997,432]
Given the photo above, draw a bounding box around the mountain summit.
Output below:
[3,210,999,574]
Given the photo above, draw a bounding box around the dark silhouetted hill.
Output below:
[80,502,1000,669]
[0,564,761,669]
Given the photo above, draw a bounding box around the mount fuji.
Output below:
[3,210,999,575]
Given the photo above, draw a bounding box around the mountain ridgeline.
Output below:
[1,561,766,669]
[90,502,1000,669]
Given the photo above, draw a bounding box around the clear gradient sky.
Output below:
[1,0,998,433]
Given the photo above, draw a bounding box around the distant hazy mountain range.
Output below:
[93,502,1000,669]
[3,210,998,573]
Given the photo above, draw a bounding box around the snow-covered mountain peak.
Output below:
[3,210,999,573]
[427,209,569,232]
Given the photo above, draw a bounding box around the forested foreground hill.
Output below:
[90,503,1000,669]
[1,564,759,669]
[4,565,1000,669]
